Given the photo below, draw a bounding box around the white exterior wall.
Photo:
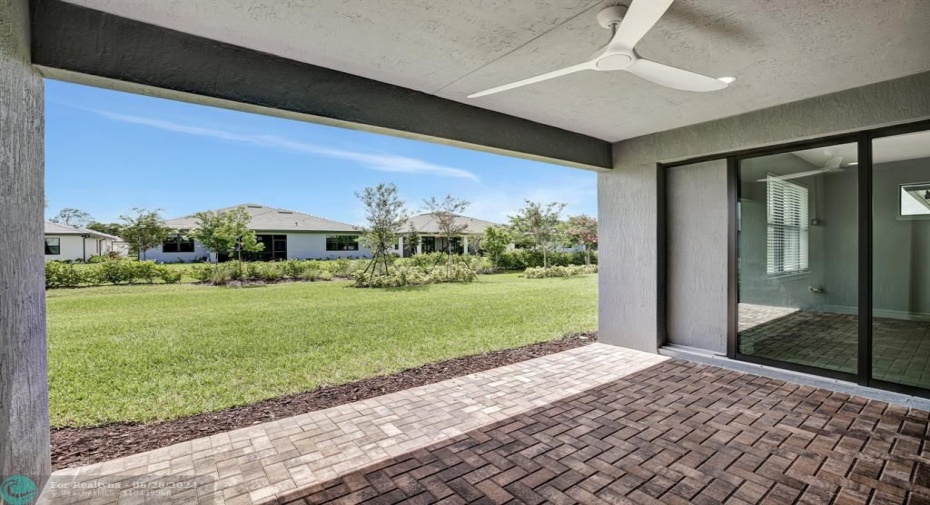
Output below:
[45,235,120,262]
[143,240,211,263]
[285,232,371,259]
[143,232,371,262]
[44,235,84,262]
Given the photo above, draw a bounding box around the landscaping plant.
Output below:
[422,194,475,278]
[565,214,598,265]
[190,208,264,280]
[119,208,172,260]
[509,200,567,269]
[356,183,409,285]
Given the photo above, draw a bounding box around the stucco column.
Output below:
[416,242,422,255]
[397,235,404,258]
[0,0,51,490]
[462,236,469,255]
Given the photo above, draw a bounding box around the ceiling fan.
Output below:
[468,0,732,98]
[759,157,846,182]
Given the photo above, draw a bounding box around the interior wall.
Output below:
[666,160,728,353]
[871,158,930,317]
[0,0,51,487]
[737,153,828,310]
[600,71,930,353]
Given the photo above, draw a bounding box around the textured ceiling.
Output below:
[63,0,930,142]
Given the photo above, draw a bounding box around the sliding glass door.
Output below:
[727,122,930,397]
[736,141,859,379]
[871,129,930,391]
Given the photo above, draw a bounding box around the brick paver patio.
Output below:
[40,344,929,504]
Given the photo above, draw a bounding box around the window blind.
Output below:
[766,176,809,274]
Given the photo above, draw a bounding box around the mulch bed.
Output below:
[51,332,596,469]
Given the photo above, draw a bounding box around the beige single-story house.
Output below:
[399,213,501,257]
[44,221,121,262]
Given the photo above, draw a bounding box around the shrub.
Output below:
[191,264,215,283]
[86,255,107,264]
[523,264,597,278]
[130,261,160,284]
[210,264,235,285]
[96,259,135,285]
[354,262,477,288]
[497,250,597,270]
[282,259,304,279]
[331,258,352,277]
[45,261,85,288]
[156,265,183,284]
[257,262,283,283]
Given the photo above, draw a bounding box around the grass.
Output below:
[47,272,597,427]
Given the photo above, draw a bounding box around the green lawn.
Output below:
[47,273,597,427]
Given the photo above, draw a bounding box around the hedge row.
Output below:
[523,264,598,278]
[495,250,596,270]
[46,260,182,288]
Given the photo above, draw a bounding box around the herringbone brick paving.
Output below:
[40,344,668,504]
[282,359,930,505]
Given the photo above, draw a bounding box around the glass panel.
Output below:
[737,142,858,374]
[872,130,930,390]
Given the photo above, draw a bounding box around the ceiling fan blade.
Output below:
[757,169,826,182]
[625,58,728,92]
[468,61,594,98]
[823,156,843,170]
[609,0,674,51]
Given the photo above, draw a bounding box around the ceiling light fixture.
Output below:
[718,76,736,84]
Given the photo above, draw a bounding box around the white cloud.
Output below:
[91,110,479,182]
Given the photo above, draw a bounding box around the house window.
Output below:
[326,235,359,251]
[766,176,809,275]
[244,234,288,261]
[421,236,436,253]
[45,237,60,255]
[162,236,195,253]
[899,182,930,217]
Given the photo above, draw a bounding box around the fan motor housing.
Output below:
[597,5,628,29]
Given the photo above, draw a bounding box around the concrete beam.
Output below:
[29,0,612,171]
[1,0,50,490]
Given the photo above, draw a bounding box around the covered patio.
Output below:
[40,345,929,504]
[3,0,930,501]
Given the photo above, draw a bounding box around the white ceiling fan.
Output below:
[759,157,846,182]
[468,0,732,98]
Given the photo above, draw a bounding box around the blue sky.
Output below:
[45,80,597,226]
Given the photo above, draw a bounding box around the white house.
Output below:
[399,213,501,257]
[44,221,121,262]
[145,203,370,262]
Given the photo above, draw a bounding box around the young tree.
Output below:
[482,225,512,268]
[86,221,123,237]
[509,200,567,269]
[189,208,263,274]
[357,183,409,283]
[404,222,421,256]
[119,208,172,260]
[566,214,598,265]
[423,195,470,273]
[51,207,94,228]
